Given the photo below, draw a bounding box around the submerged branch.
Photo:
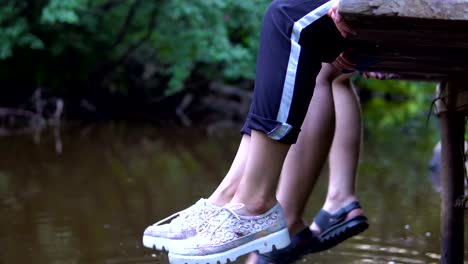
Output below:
[0,89,64,152]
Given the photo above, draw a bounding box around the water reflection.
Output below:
[0,123,466,264]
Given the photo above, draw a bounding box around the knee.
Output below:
[267,0,286,13]
[332,73,354,86]
[316,63,341,85]
[263,0,288,24]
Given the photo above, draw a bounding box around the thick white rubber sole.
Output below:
[143,235,175,252]
[168,228,291,264]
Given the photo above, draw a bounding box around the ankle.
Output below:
[323,194,358,213]
[208,188,236,207]
[231,196,278,216]
[287,219,308,236]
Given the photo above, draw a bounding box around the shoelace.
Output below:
[152,208,190,227]
[196,203,244,239]
[152,199,207,227]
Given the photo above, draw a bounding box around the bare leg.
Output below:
[244,65,342,264]
[277,64,337,235]
[230,130,290,214]
[208,134,250,206]
[246,74,363,263]
[325,75,361,209]
[311,74,363,232]
[208,68,359,222]
[208,64,342,217]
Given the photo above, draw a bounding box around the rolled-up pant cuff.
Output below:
[240,113,301,145]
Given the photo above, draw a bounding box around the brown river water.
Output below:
[0,123,466,264]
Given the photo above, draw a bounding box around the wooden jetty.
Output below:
[339,1,468,263]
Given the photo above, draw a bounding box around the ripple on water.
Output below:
[318,236,442,264]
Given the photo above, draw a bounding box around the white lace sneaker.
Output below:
[143,198,220,251]
[168,203,291,264]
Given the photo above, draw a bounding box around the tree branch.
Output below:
[111,0,144,48]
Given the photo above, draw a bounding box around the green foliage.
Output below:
[465,118,468,142]
[151,0,268,94]
[0,0,444,130]
[41,0,84,24]
[355,76,437,129]
[0,0,269,96]
[0,2,44,59]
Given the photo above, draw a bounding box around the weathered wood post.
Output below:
[435,80,466,264]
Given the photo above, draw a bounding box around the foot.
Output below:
[250,227,320,264]
[142,198,220,251]
[310,201,369,251]
[168,203,291,264]
[249,202,368,264]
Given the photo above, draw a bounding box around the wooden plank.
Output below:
[339,0,468,79]
[340,0,468,21]
[346,44,468,80]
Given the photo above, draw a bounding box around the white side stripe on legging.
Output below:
[276,0,337,125]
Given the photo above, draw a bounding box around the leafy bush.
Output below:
[354,76,437,129]
[0,0,269,95]
[0,0,439,129]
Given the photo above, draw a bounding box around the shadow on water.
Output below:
[0,122,466,264]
